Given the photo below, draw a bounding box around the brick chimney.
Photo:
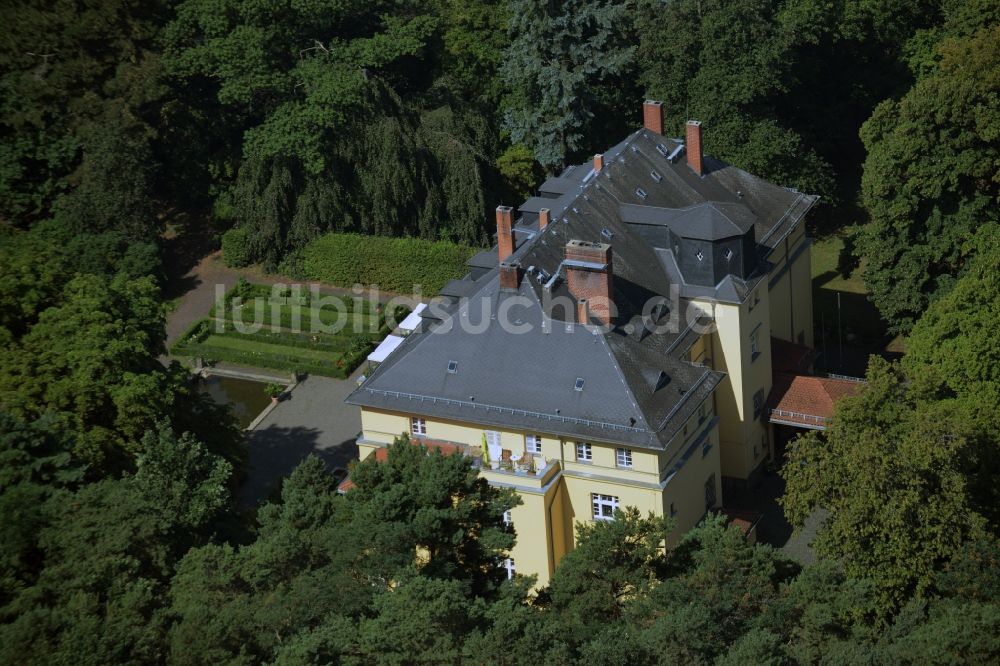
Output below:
[686,120,703,175]
[496,205,515,260]
[499,261,521,292]
[539,207,550,230]
[594,153,603,172]
[565,240,614,326]
[643,100,664,135]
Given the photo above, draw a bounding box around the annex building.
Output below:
[343,100,823,585]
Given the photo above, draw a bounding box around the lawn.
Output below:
[810,235,867,294]
[226,302,382,331]
[810,234,896,371]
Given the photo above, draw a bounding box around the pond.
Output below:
[198,375,274,429]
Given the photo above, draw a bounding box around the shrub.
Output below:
[180,319,212,343]
[300,233,480,294]
[221,227,253,268]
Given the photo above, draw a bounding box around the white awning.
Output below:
[397,302,427,332]
[367,335,406,363]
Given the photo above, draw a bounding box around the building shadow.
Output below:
[240,424,357,508]
[727,470,794,547]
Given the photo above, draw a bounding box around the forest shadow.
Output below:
[161,208,221,300]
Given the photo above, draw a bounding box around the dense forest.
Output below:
[1,0,998,663]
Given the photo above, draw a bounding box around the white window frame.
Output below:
[615,448,633,468]
[502,557,515,580]
[502,510,512,526]
[410,417,426,436]
[575,442,592,462]
[525,434,542,454]
[592,493,619,521]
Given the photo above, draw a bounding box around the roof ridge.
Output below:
[594,331,654,432]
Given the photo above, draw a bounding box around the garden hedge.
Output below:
[300,233,480,294]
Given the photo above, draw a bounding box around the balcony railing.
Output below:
[769,408,830,426]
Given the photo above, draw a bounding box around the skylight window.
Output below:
[696,250,705,261]
[655,143,669,156]
[635,187,648,200]
[574,377,585,391]
[601,227,614,240]
[724,249,734,261]
[447,360,458,374]
[650,170,662,182]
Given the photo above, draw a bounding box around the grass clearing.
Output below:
[810,235,867,294]
[810,234,891,368]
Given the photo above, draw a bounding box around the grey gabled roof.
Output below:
[347,126,816,453]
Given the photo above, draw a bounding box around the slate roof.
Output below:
[619,201,756,240]
[347,127,817,454]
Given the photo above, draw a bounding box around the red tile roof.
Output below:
[767,372,864,429]
[720,508,763,536]
[336,438,466,493]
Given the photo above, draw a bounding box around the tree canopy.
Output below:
[857,13,1000,331]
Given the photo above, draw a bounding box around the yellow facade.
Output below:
[683,228,813,484]
[357,402,721,587]
[767,225,813,348]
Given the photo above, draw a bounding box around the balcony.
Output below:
[407,436,561,489]
[475,454,560,489]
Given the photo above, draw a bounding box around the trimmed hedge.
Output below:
[219,282,381,315]
[300,233,480,294]
[173,338,370,379]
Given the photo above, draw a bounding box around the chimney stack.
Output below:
[539,207,550,230]
[686,120,704,175]
[643,100,664,135]
[565,240,615,326]
[594,153,603,172]
[499,261,522,292]
[496,205,515,260]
